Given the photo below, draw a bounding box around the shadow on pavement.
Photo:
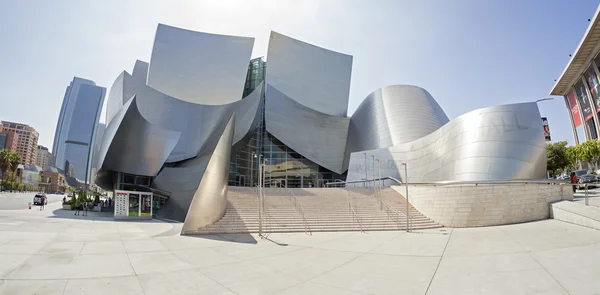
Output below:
[183,233,258,244]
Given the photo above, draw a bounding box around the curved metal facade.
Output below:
[265,85,349,174]
[344,85,449,169]
[147,24,254,105]
[266,31,352,117]
[94,23,549,228]
[96,96,180,177]
[346,102,547,183]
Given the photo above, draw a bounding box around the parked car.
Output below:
[33,194,47,205]
[578,174,598,189]
[574,170,589,178]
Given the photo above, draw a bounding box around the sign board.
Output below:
[114,190,129,217]
[568,90,582,127]
[542,117,551,141]
[114,190,153,219]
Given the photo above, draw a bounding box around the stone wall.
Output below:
[391,183,572,227]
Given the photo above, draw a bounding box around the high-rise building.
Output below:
[52,77,106,185]
[0,132,7,149]
[0,121,39,165]
[35,145,55,170]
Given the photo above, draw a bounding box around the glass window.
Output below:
[584,66,600,111]
[128,194,139,217]
[575,80,594,121]
[140,195,152,217]
[122,174,134,184]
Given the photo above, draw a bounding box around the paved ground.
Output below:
[574,188,600,207]
[1,201,600,294]
[0,192,65,210]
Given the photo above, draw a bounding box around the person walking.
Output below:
[82,201,88,216]
[74,202,81,216]
[570,172,578,193]
[39,195,45,211]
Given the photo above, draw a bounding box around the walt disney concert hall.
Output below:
[95,24,552,231]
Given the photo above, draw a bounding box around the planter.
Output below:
[62,204,71,210]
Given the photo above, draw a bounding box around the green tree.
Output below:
[567,144,584,171]
[579,140,600,171]
[9,152,21,185]
[547,141,570,177]
[0,149,10,190]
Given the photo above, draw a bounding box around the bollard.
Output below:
[585,184,589,206]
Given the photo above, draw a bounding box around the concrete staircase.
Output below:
[185,186,441,234]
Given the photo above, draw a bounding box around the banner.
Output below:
[584,66,600,112]
[567,90,582,127]
[542,117,551,141]
[575,81,594,121]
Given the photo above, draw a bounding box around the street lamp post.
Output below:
[402,162,409,232]
[363,153,368,188]
[535,97,554,103]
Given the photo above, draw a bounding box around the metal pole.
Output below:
[363,153,367,188]
[258,154,262,236]
[377,159,382,210]
[403,163,409,232]
[585,183,589,206]
[371,155,375,188]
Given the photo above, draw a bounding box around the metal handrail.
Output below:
[348,202,364,233]
[280,186,311,235]
[327,177,570,188]
[261,187,273,234]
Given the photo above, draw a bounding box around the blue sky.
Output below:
[0,0,598,149]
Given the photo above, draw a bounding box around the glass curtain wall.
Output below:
[228,57,266,186]
[261,133,342,188]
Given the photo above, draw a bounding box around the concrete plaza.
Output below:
[1,195,600,294]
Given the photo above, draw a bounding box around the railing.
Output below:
[327,177,570,188]
[326,177,571,232]
[280,186,311,235]
[348,202,364,233]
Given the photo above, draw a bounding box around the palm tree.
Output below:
[9,152,21,185]
[0,149,11,191]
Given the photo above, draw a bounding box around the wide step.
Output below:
[185,187,441,235]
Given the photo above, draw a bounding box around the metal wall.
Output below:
[147,24,254,105]
[266,31,352,117]
[345,85,449,170]
[265,85,349,174]
[347,102,547,183]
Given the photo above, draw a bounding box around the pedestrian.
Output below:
[570,172,578,193]
[62,196,66,204]
[39,196,45,211]
[74,202,81,216]
[82,201,88,216]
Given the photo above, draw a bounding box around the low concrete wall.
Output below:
[551,201,600,230]
[391,183,572,227]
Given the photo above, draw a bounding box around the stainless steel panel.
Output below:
[95,96,181,177]
[152,114,235,223]
[182,114,235,233]
[147,24,254,105]
[347,102,546,183]
[135,81,263,162]
[265,85,349,174]
[345,85,449,169]
[266,31,352,116]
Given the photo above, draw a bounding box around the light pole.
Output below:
[363,153,368,188]
[535,97,554,103]
[257,153,263,236]
[371,155,375,188]
[402,162,409,232]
